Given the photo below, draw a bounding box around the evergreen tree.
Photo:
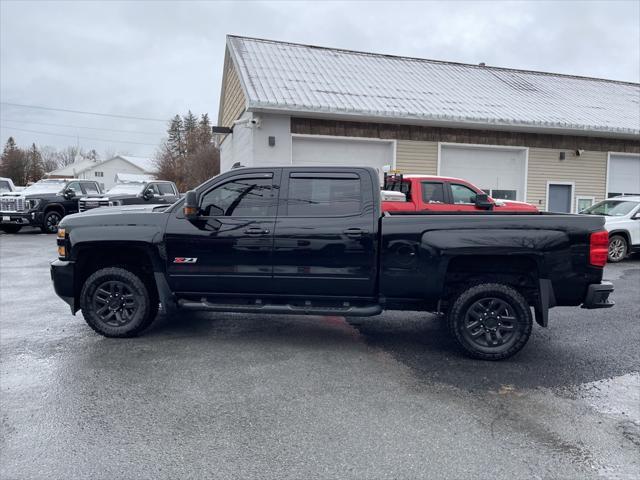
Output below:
[26,143,45,182]
[167,115,185,158]
[0,137,28,185]
[198,113,212,145]
[183,111,199,155]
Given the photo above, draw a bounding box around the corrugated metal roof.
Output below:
[227,35,640,137]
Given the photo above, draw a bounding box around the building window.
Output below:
[95,171,104,177]
[481,188,517,201]
[576,196,595,213]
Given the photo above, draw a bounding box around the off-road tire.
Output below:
[447,282,533,361]
[80,267,158,337]
[608,234,628,263]
[0,225,22,234]
[41,210,62,234]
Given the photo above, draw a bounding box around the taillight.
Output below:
[589,230,608,267]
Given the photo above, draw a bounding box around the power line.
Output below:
[0,102,168,123]
[0,125,160,147]
[1,118,164,136]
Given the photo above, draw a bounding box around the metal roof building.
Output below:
[217,35,640,212]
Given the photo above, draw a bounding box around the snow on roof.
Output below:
[119,156,156,173]
[46,155,156,176]
[227,35,640,137]
[114,173,155,183]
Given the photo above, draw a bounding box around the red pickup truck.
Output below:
[381,174,538,213]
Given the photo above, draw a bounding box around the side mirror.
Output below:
[474,193,494,210]
[142,189,155,201]
[183,190,199,219]
[633,212,640,220]
[63,188,76,200]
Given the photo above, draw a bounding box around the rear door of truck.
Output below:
[270,167,379,297]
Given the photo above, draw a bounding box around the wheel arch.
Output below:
[44,203,66,216]
[72,241,171,314]
[608,230,630,245]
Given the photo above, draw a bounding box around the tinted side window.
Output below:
[66,182,82,194]
[286,177,361,216]
[158,183,175,195]
[200,178,274,217]
[421,182,445,203]
[450,183,477,204]
[83,182,100,194]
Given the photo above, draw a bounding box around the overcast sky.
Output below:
[1,0,638,158]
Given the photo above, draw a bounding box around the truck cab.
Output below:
[382,174,538,213]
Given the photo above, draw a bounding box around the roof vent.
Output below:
[479,62,486,67]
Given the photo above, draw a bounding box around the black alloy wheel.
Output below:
[92,280,141,327]
[80,267,158,337]
[42,211,62,233]
[447,283,533,361]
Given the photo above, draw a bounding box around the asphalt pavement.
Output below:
[1,228,639,479]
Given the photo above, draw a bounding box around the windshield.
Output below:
[22,180,66,195]
[107,183,143,195]
[0,180,12,193]
[582,200,639,216]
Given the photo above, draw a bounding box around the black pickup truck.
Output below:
[1,178,102,233]
[51,167,614,360]
[78,180,180,212]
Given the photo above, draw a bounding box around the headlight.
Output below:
[108,200,122,206]
[26,198,41,210]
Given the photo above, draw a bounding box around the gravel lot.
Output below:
[1,228,639,479]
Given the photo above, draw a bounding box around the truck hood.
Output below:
[494,199,538,211]
[76,204,164,216]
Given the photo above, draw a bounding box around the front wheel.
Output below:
[608,235,628,263]
[80,267,158,337]
[0,225,22,234]
[41,210,62,233]
[447,283,533,361]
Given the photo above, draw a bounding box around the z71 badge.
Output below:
[173,257,198,264]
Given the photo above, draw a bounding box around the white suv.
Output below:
[581,196,640,262]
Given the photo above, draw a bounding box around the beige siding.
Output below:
[527,148,607,210]
[395,140,438,174]
[218,49,246,128]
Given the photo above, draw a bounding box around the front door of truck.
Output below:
[164,171,280,294]
[270,169,377,297]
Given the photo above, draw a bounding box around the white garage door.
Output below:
[608,154,640,197]
[440,145,527,201]
[292,136,394,176]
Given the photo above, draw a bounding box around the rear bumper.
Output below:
[50,259,77,313]
[581,281,614,309]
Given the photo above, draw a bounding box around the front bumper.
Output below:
[50,259,77,313]
[0,211,42,226]
[581,281,614,309]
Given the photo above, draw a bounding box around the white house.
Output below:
[216,35,640,212]
[47,155,156,191]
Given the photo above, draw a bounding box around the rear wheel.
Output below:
[80,267,158,337]
[41,210,62,233]
[0,225,22,233]
[447,283,532,360]
[608,235,628,263]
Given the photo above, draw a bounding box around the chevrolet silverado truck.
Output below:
[51,167,613,360]
[1,178,102,233]
[79,180,180,212]
[381,173,538,213]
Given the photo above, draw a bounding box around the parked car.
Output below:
[51,166,613,360]
[78,180,180,212]
[0,178,102,234]
[581,196,640,262]
[381,173,538,213]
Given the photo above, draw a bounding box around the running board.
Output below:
[177,298,382,317]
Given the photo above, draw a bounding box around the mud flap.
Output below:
[534,278,556,327]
